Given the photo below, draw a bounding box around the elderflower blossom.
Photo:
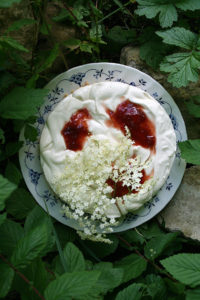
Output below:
[52,133,152,243]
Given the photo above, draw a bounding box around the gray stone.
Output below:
[157,166,200,241]
[120,46,200,139]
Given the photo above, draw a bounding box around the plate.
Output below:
[19,62,187,232]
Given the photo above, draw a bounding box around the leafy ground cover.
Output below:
[0,0,200,299]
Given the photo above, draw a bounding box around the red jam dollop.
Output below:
[106,99,156,150]
[61,108,91,151]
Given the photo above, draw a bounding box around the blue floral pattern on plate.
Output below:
[19,63,187,232]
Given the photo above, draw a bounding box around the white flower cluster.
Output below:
[52,133,150,243]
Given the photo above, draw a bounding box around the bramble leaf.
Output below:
[24,124,38,141]
[5,161,22,185]
[0,36,29,52]
[6,188,35,219]
[0,219,24,256]
[179,139,200,165]
[11,221,49,269]
[0,262,14,298]
[144,232,179,260]
[115,254,147,283]
[135,0,177,28]
[0,212,7,227]
[146,274,167,299]
[0,87,48,120]
[184,96,200,118]
[156,27,198,50]
[44,271,100,300]
[161,253,200,287]
[160,52,200,87]
[176,0,200,11]
[186,288,200,300]
[0,174,17,211]
[116,283,146,300]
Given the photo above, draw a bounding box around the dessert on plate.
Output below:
[40,81,176,242]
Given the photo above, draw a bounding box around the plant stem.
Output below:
[98,1,131,23]
[117,234,178,282]
[0,253,46,300]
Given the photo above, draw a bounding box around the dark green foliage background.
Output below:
[0,0,200,299]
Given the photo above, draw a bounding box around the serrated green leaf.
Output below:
[107,26,136,45]
[115,254,147,283]
[160,52,200,87]
[120,229,145,248]
[116,283,146,300]
[52,8,69,22]
[0,262,14,298]
[0,219,24,256]
[140,39,169,69]
[6,188,35,219]
[179,139,200,164]
[0,174,17,210]
[186,288,200,300]
[144,232,179,260]
[0,36,29,52]
[11,221,49,269]
[156,27,197,50]
[0,212,7,226]
[83,235,118,259]
[135,0,177,28]
[185,98,200,118]
[24,124,38,141]
[0,87,48,120]
[0,0,21,7]
[176,0,200,11]
[6,18,36,32]
[0,128,5,144]
[80,41,96,53]
[139,220,163,239]
[146,274,167,299]
[161,253,200,287]
[44,271,100,300]
[55,242,85,275]
[164,278,185,295]
[5,161,22,185]
[14,258,48,300]
[54,223,76,248]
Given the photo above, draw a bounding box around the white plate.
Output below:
[19,62,187,232]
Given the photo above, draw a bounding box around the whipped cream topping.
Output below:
[40,82,176,219]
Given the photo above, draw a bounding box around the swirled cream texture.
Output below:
[40,82,176,218]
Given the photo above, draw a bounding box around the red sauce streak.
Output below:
[106,169,151,198]
[61,108,91,151]
[106,99,156,150]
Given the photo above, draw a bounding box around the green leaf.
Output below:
[176,0,200,11]
[135,0,178,28]
[144,232,179,260]
[80,41,97,53]
[0,0,21,7]
[139,220,163,239]
[146,274,167,299]
[0,174,17,211]
[0,219,24,256]
[54,223,76,248]
[55,242,85,274]
[24,124,38,141]
[185,97,200,118]
[63,38,81,50]
[116,283,146,300]
[164,278,185,295]
[93,264,123,295]
[156,27,197,50]
[115,254,147,283]
[36,43,60,74]
[160,52,200,87]
[0,87,48,120]
[0,36,29,52]
[0,128,5,144]
[140,39,169,69]
[161,253,200,287]
[0,262,14,298]
[83,235,118,259]
[120,229,145,248]
[5,141,23,157]
[0,72,16,94]
[14,258,49,300]
[6,188,35,219]
[179,139,200,165]
[5,161,22,185]
[107,26,136,45]
[0,212,7,227]
[6,18,36,32]
[11,221,49,269]
[44,271,100,300]
[186,288,200,300]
